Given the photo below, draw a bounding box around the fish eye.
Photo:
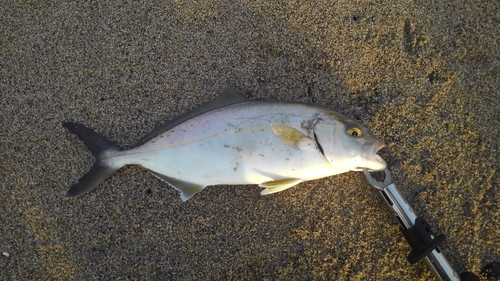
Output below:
[347,126,362,137]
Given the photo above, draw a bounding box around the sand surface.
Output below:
[1,1,499,280]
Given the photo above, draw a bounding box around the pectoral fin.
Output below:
[151,172,205,201]
[259,178,303,195]
[270,124,310,149]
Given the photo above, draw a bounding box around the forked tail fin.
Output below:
[63,122,123,198]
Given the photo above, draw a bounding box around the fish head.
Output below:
[313,112,387,172]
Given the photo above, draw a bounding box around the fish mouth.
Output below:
[367,154,387,171]
[370,140,386,155]
[361,140,387,171]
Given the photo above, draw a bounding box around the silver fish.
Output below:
[64,87,386,201]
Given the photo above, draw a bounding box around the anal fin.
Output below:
[151,172,205,201]
[259,178,303,195]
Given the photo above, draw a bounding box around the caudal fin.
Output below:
[63,122,122,198]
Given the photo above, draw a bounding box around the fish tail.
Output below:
[63,122,123,198]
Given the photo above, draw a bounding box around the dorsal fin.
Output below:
[133,87,247,147]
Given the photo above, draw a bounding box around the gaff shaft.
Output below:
[380,183,458,281]
[364,168,479,281]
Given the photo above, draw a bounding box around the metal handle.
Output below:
[364,169,479,281]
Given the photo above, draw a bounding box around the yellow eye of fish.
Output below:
[347,126,362,137]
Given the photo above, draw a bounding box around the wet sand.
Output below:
[1,1,498,280]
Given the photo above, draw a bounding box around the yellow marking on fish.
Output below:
[270,123,309,149]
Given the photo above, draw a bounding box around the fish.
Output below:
[63,87,387,201]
